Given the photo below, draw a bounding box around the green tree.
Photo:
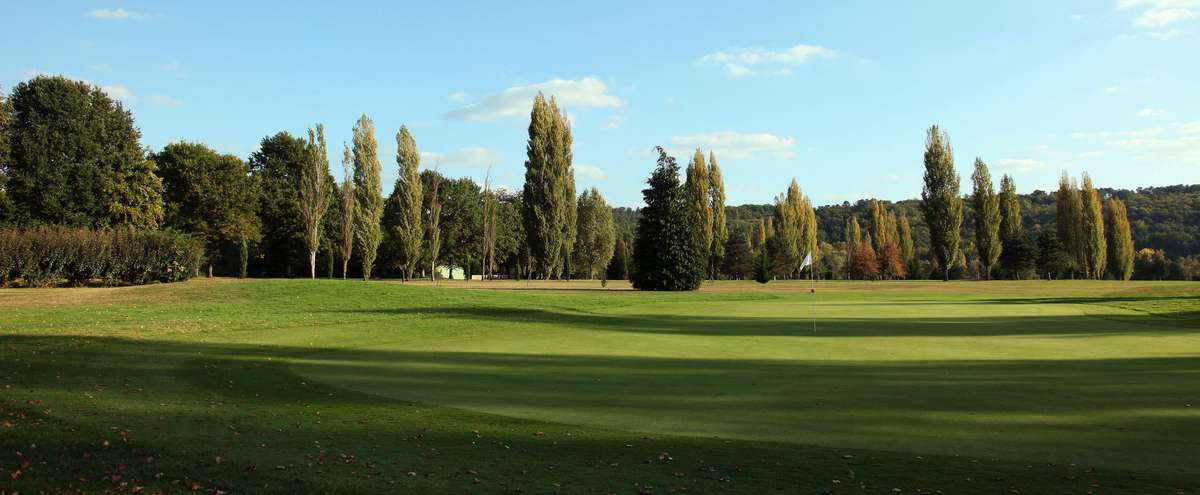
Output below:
[299,124,332,279]
[846,216,862,257]
[1036,231,1071,280]
[426,170,443,279]
[1106,197,1134,280]
[435,175,483,277]
[6,75,163,228]
[708,152,728,278]
[998,174,1021,240]
[631,147,705,291]
[351,115,383,281]
[898,214,915,277]
[753,246,772,284]
[154,142,260,277]
[920,125,963,281]
[250,132,308,276]
[521,94,576,279]
[389,125,423,280]
[1080,172,1106,279]
[684,149,713,271]
[999,232,1036,279]
[573,187,616,279]
[336,145,355,279]
[970,158,1001,279]
[1056,172,1086,277]
[0,90,12,224]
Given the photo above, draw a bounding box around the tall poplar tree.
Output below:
[1056,172,1086,277]
[998,174,1021,240]
[392,125,423,280]
[1105,197,1134,280]
[426,170,442,280]
[898,214,915,273]
[299,124,332,279]
[971,158,1001,279]
[337,144,355,279]
[846,216,862,258]
[351,115,383,281]
[708,152,728,278]
[522,93,576,279]
[685,149,713,269]
[1080,172,1106,279]
[920,125,963,281]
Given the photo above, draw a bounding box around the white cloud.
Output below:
[86,8,146,20]
[150,93,182,108]
[574,164,606,181]
[100,84,135,104]
[444,77,621,122]
[1135,7,1196,27]
[420,146,498,169]
[1137,107,1166,117]
[670,131,797,160]
[1073,122,1200,165]
[992,158,1049,173]
[697,44,836,77]
[447,91,467,102]
[1149,28,1183,38]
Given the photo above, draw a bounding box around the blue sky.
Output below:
[4,1,1198,207]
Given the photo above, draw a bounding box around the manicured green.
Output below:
[2,279,1198,493]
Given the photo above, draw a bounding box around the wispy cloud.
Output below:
[447,91,467,102]
[697,44,836,77]
[670,132,797,160]
[1118,0,1199,36]
[992,158,1049,173]
[1137,107,1166,117]
[420,146,498,169]
[101,84,135,104]
[444,77,621,122]
[86,8,147,20]
[1072,122,1200,165]
[574,164,606,181]
[150,93,182,108]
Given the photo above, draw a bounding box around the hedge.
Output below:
[0,227,203,287]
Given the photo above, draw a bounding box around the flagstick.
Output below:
[810,263,815,332]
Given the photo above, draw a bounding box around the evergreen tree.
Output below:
[1036,230,1070,280]
[753,246,772,284]
[389,125,424,280]
[1056,172,1086,277]
[337,144,355,279]
[1080,172,1106,279]
[970,158,1001,279]
[685,149,713,272]
[573,187,616,279]
[920,125,963,281]
[999,232,1037,279]
[998,174,1021,240]
[607,239,629,280]
[351,115,384,281]
[631,147,705,291]
[1106,197,1134,280]
[708,152,728,278]
[299,124,332,279]
[6,75,163,228]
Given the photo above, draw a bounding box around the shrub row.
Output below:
[0,227,203,287]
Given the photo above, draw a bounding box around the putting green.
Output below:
[292,281,1200,474]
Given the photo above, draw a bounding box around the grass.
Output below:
[1,278,1198,494]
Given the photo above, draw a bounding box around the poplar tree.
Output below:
[971,158,1001,279]
[299,124,332,279]
[573,187,616,279]
[846,216,862,258]
[351,115,383,281]
[522,94,576,279]
[920,125,963,281]
[898,214,915,274]
[427,170,442,280]
[1080,172,1106,279]
[337,144,355,279]
[393,125,423,280]
[1056,172,1086,277]
[1106,197,1134,280]
[708,152,728,278]
[998,174,1021,240]
[685,149,713,269]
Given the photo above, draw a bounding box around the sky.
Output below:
[3,1,1199,207]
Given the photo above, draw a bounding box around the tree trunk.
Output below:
[208,265,213,279]
[341,258,349,280]
[309,250,317,279]
[943,265,950,282]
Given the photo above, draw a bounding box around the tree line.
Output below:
[1,75,1197,288]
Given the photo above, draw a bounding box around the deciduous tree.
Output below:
[1080,172,1106,279]
[920,125,963,281]
[708,152,728,278]
[299,124,332,279]
[391,125,423,280]
[337,144,355,279]
[1106,197,1134,280]
[573,187,616,279]
[351,115,383,281]
[971,158,1001,279]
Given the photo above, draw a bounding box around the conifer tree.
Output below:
[1056,172,1086,277]
[1080,172,1106,279]
[351,115,384,281]
[299,124,332,279]
[392,125,423,280]
[631,147,705,291]
[1105,197,1134,280]
[971,158,1001,279]
[337,144,355,279]
[998,174,1021,240]
[920,125,963,281]
[708,152,728,278]
[685,149,713,273]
